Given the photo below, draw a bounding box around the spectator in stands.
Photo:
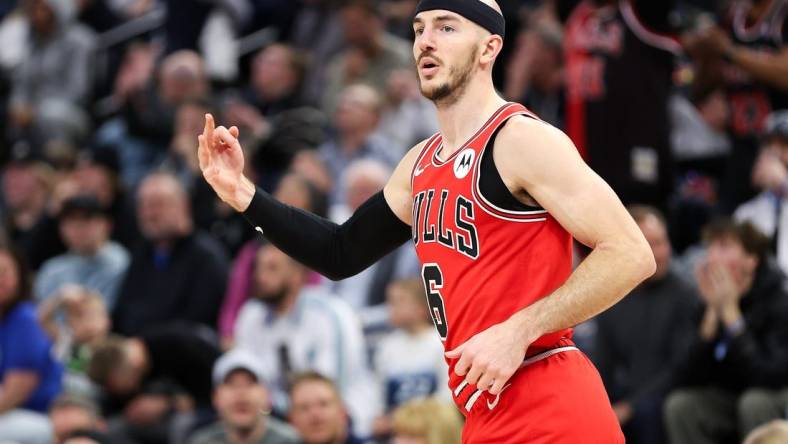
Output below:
[98,49,210,186]
[87,324,220,444]
[376,69,439,156]
[665,219,788,443]
[0,242,61,444]
[1,146,57,269]
[8,0,96,150]
[234,243,377,435]
[593,205,696,444]
[34,195,129,308]
[322,0,411,113]
[372,278,449,439]
[189,349,300,444]
[38,285,110,397]
[684,0,788,209]
[112,172,229,335]
[504,9,565,128]
[319,84,400,205]
[49,394,105,444]
[288,372,362,444]
[244,44,308,117]
[325,159,419,331]
[735,111,788,274]
[218,172,326,348]
[390,398,463,444]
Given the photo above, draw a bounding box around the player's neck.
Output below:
[434,79,507,158]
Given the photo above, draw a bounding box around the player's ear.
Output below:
[479,34,503,66]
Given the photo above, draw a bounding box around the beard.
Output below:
[256,285,289,307]
[419,46,477,106]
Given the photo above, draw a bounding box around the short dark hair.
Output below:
[702,218,771,263]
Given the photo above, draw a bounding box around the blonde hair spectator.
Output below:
[391,398,463,444]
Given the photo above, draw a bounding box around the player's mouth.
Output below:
[419,58,440,77]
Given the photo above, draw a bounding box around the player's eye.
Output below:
[441,25,455,33]
[414,27,424,35]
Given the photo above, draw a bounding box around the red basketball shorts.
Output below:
[457,340,624,443]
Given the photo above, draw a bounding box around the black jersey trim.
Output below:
[432,103,521,167]
[472,113,550,223]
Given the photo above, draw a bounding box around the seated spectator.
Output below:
[188,349,300,444]
[1,146,59,269]
[744,420,788,444]
[665,219,788,443]
[87,323,220,444]
[97,48,210,187]
[0,243,62,444]
[38,285,110,397]
[735,111,788,274]
[321,0,411,113]
[372,278,450,439]
[326,159,420,331]
[112,172,229,335]
[376,69,439,156]
[234,243,378,436]
[242,43,308,118]
[218,172,326,348]
[8,0,96,150]
[390,398,463,444]
[49,394,105,444]
[34,195,129,308]
[288,372,362,444]
[319,84,400,206]
[593,205,696,444]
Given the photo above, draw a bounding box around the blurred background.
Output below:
[0,0,787,443]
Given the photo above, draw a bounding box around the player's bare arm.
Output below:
[448,116,656,395]
[198,112,423,280]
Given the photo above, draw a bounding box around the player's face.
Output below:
[413,11,481,104]
[289,381,347,444]
[214,370,269,432]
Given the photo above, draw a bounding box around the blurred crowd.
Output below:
[0,0,787,443]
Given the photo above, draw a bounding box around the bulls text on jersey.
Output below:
[412,188,479,260]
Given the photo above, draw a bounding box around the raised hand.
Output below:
[198,113,256,212]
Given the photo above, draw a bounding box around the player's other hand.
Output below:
[198,113,255,212]
[445,319,531,396]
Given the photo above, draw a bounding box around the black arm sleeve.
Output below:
[242,187,412,280]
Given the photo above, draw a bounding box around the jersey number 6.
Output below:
[422,263,448,341]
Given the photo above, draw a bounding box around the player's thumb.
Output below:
[445,344,464,359]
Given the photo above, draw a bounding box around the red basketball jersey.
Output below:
[411,103,574,399]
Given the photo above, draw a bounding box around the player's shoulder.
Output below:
[496,115,575,156]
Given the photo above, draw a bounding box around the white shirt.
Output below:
[234,288,380,436]
[374,328,451,411]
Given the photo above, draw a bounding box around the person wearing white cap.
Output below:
[188,349,300,444]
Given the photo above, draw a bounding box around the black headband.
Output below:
[415,0,505,39]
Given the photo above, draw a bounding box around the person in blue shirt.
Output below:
[0,242,63,443]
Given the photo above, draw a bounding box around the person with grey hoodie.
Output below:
[7,0,96,147]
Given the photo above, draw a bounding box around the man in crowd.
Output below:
[665,219,788,443]
[112,172,228,335]
[188,349,300,444]
[288,372,362,444]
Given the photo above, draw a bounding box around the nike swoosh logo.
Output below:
[414,165,428,176]
[486,384,511,410]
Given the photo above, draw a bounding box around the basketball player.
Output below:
[198,1,656,442]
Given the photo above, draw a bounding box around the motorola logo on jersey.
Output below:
[412,188,479,259]
[453,149,475,179]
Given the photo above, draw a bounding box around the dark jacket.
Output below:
[672,260,788,392]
